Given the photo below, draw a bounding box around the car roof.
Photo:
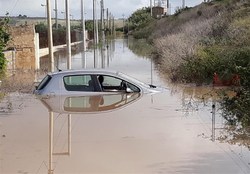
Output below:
[49,68,120,77]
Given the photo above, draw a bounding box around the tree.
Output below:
[128,7,152,30]
[0,15,10,72]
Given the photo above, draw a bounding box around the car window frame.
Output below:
[37,75,52,90]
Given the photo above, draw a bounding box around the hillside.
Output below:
[147,0,250,128]
[150,0,250,84]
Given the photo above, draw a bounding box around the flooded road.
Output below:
[1,38,250,174]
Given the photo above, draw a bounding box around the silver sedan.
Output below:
[34,69,165,97]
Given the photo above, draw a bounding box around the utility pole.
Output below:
[93,0,97,68]
[93,0,96,45]
[106,8,109,32]
[122,14,125,34]
[101,0,105,42]
[166,0,169,15]
[65,0,71,69]
[182,0,185,8]
[81,0,86,68]
[95,0,99,45]
[150,0,152,17]
[46,0,54,72]
[55,0,58,29]
[109,13,112,35]
[112,15,115,36]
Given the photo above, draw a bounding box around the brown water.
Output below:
[0,39,250,174]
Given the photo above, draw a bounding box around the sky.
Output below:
[0,0,205,19]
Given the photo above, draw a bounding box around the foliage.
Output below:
[85,20,93,32]
[35,23,47,33]
[128,7,154,39]
[221,88,250,127]
[35,23,83,48]
[0,14,10,73]
[177,47,250,84]
[128,7,152,32]
[132,22,155,40]
[151,0,250,131]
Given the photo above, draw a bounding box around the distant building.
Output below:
[152,6,165,18]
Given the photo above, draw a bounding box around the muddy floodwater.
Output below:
[1,38,250,174]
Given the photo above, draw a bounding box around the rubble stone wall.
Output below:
[7,25,36,70]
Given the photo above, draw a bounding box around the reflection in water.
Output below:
[179,85,250,148]
[40,93,141,173]
[127,37,153,58]
[40,93,141,114]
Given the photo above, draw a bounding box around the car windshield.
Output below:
[118,72,150,89]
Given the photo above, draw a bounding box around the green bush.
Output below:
[0,15,10,73]
[177,46,250,84]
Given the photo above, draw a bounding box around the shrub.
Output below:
[0,15,10,73]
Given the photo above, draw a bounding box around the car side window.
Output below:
[99,75,140,92]
[102,76,122,86]
[63,75,95,91]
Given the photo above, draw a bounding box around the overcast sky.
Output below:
[0,0,204,19]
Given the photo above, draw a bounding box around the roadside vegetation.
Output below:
[35,22,91,48]
[152,0,250,128]
[0,15,10,75]
[126,7,155,39]
[129,0,250,138]
[153,0,250,85]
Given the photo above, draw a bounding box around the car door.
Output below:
[63,74,101,95]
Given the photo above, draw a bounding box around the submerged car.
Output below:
[34,69,165,97]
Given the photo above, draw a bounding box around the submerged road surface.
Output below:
[0,38,250,174]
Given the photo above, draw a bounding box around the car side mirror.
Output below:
[126,87,133,93]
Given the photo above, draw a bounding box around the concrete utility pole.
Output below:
[93,0,96,45]
[106,8,109,31]
[65,0,71,69]
[150,0,152,16]
[55,0,58,29]
[182,0,185,8]
[101,0,105,42]
[46,0,54,72]
[112,15,115,36]
[122,14,125,33]
[95,0,99,45]
[81,0,86,68]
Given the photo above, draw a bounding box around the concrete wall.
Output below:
[7,25,36,70]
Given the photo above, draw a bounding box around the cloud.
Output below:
[0,0,204,19]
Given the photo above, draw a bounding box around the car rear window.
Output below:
[37,75,52,90]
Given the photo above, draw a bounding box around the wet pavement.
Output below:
[0,38,250,174]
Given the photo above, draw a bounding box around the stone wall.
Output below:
[7,25,36,70]
[3,50,15,70]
